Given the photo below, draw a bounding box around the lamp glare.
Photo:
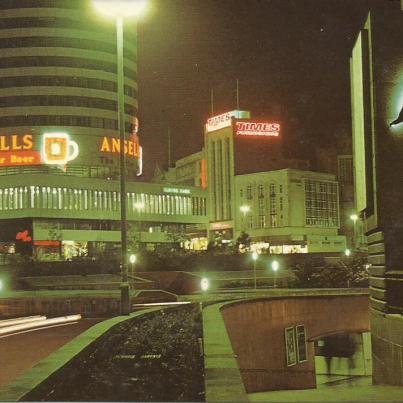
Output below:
[93,0,148,18]
[201,277,209,292]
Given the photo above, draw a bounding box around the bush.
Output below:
[290,257,369,288]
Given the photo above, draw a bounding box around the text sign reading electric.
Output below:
[235,121,280,137]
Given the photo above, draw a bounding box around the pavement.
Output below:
[249,375,403,402]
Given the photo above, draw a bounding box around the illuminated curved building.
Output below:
[0,0,208,260]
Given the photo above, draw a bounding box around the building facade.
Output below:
[160,149,207,188]
[0,1,209,260]
[234,169,345,253]
[350,2,403,385]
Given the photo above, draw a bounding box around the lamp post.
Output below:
[129,253,136,277]
[252,251,259,289]
[350,213,358,250]
[93,0,148,315]
[134,200,145,245]
[240,205,250,231]
[271,260,279,288]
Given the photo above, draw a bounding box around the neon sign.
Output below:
[206,110,250,133]
[235,121,280,137]
[41,132,79,165]
[0,134,39,167]
[100,136,141,158]
[0,134,33,151]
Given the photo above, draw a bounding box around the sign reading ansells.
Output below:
[100,136,141,158]
[235,121,280,137]
[206,110,250,133]
[0,134,39,166]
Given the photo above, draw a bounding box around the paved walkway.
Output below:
[249,375,403,402]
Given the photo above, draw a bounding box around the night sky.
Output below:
[137,0,384,179]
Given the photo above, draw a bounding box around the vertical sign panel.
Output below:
[296,325,307,363]
[284,326,297,367]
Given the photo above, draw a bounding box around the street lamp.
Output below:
[134,200,145,244]
[200,277,210,292]
[92,0,148,315]
[345,248,352,257]
[129,253,136,276]
[271,260,279,288]
[350,213,359,250]
[240,205,250,230]
[252,251,259,289]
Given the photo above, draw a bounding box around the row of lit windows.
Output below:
[0,115,138,132]
[0,75,136,98]
[0,17,135,40]
[0,165,139,181]
[0,186,207,218]
[0,57,136,79]
[305,180,339,227]
[0,0,81,9]
[242,182,281,200]
[0,36,136,60]
[0,95,135,115]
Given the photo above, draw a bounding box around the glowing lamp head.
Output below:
[0,279,3,291]
[240,205,250,214]
[200,277,209,292]
[252,252,259,261]
[350,214,359,222]
[129,254,136,264]
[134,201,145,210]
[271,260,280,272]
[345,248,352,257]
[93,0,148,18]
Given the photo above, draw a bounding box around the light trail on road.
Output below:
[0,315,47,328]
[0,314,82,337]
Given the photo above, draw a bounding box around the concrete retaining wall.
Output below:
[220,294,370,393]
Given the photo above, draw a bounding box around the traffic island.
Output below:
[0,304,204,402]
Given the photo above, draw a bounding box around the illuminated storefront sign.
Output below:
[0,134,33,151]
[206,110,250,133]
[0,133,79,167]
[163,187,191,195]
[41,132,79,165]
[137,145,143,176]
[235,121,280,137]
[100,136,141,158]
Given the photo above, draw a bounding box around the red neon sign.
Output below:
[235,121,280,137]
[0,151,41,167]
[33,240,61,247]
[16,230,32,242]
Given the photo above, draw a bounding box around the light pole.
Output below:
[129,253,136,277]
[252,251,259,289]
[240,205,250,230]
[93,0,148,315]
[134,200,145,245]
[350,213,358,250]
[271,260,279,288]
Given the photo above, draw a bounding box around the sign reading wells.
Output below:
[0,133,79,167]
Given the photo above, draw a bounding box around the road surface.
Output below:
[0,318,102,387]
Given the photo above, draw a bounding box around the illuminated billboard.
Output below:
[235,121,280,137]
[206,110,250,133]
[0,133,79,168]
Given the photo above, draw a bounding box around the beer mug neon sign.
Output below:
[41,132,79,165]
